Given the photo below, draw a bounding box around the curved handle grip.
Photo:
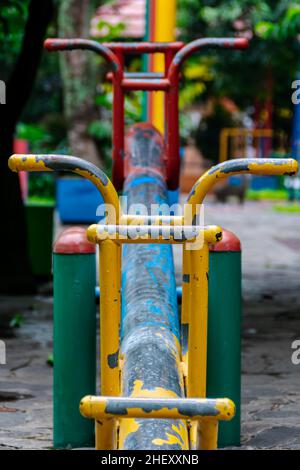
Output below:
[8,154,120,217]
[185,157,298,221]
[44,38,121,74]
[168,37,248,82]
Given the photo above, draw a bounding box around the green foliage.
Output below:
[88,119,112,141]
[0,0,30,79]
[95,19,125,40]
[17,122,50,145]
[255,3,300,40]
[17,119,66,153]
[0,1,65,149]
[177,0,300,154]
[47,353,54,366]
[179,59,214,109]
[16,122,57,199]
[177,0,300,103]
[9,313,24,328]
[27,173,55,200]
[95,87,142,124]
[0,1,29,50]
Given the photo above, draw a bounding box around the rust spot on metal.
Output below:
[107,350,119,369]
[216,232,222,242]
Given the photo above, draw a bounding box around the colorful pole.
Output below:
[146,0,176,133]
[207,229,242,447]
[53,227,96,448]
[292,43,300,163]
[118,123,188,450]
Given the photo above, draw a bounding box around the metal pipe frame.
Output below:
[166,38,248,189]
[87,224,222,244]
[181,157,299,413]
[80,396,235,421]
[44,37,249,190]
[8,154,120,222]
[97,239,121,449]
[9,145,298,450]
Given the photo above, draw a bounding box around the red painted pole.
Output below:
[166,74,180,189]
[112,51,125,191]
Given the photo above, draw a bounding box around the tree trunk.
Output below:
[0,0,53,294]
[58,0,102,166]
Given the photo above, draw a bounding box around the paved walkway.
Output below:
[0,201,300,449]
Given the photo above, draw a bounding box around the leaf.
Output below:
[47,354,53,367]
[9,313,24,328]
[255,21,275,38]
[184,62,213,81]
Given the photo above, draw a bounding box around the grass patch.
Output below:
[246,189,288,201]
[26,196,55,207]
[273,204,300,213]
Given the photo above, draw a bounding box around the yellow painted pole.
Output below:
[219,128,274,163]
[181,245,190,380]
[199,419,219,450]
[96,239,121,450]
[186,243,209,399]
[181,246,191,325]
[186,243,209,450]
[151,0,176,133]
[219,128,228,163]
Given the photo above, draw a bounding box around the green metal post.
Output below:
[53,227,96,448]
[207,229,242,448]
[25,200,54,277]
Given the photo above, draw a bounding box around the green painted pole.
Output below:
[207,229,242,448]
[53,227,96,448]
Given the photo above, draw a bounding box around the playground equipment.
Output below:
[8,36,298,450]
[219,128,274,163]
[144,0,176,132]
[218,128,292,197]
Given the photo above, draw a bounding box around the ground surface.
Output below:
[0,201,300,450]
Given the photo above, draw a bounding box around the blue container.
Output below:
[250,175,277,190]
[56,177,104,224]
[168,189,179,207]
[228,175,244,187]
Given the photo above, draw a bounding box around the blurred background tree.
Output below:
[177,0,300,160]
[0,0,54,293]
[58,0,103,166]
[0,0,299,293]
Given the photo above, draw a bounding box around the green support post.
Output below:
[53,227,96,448]
[25,200,54,277]
[207,229,242,448]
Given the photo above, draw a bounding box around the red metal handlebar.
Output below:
[102,41,184,54]
[166,37,249,189]
[168,37,248,82]
[44,36,249,191]
[44,38,122,74]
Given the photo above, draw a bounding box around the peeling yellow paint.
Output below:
[152,422,188,449]
[119,418,141,450]
[215,398,235,420]
[8,155,50,172]
[131,380,179,398]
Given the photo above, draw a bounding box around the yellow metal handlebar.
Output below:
[80,395,235,421]
[9,155,298,226]
[86,223,222,245]
[8,154,120,221]
[185,158,298,222]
